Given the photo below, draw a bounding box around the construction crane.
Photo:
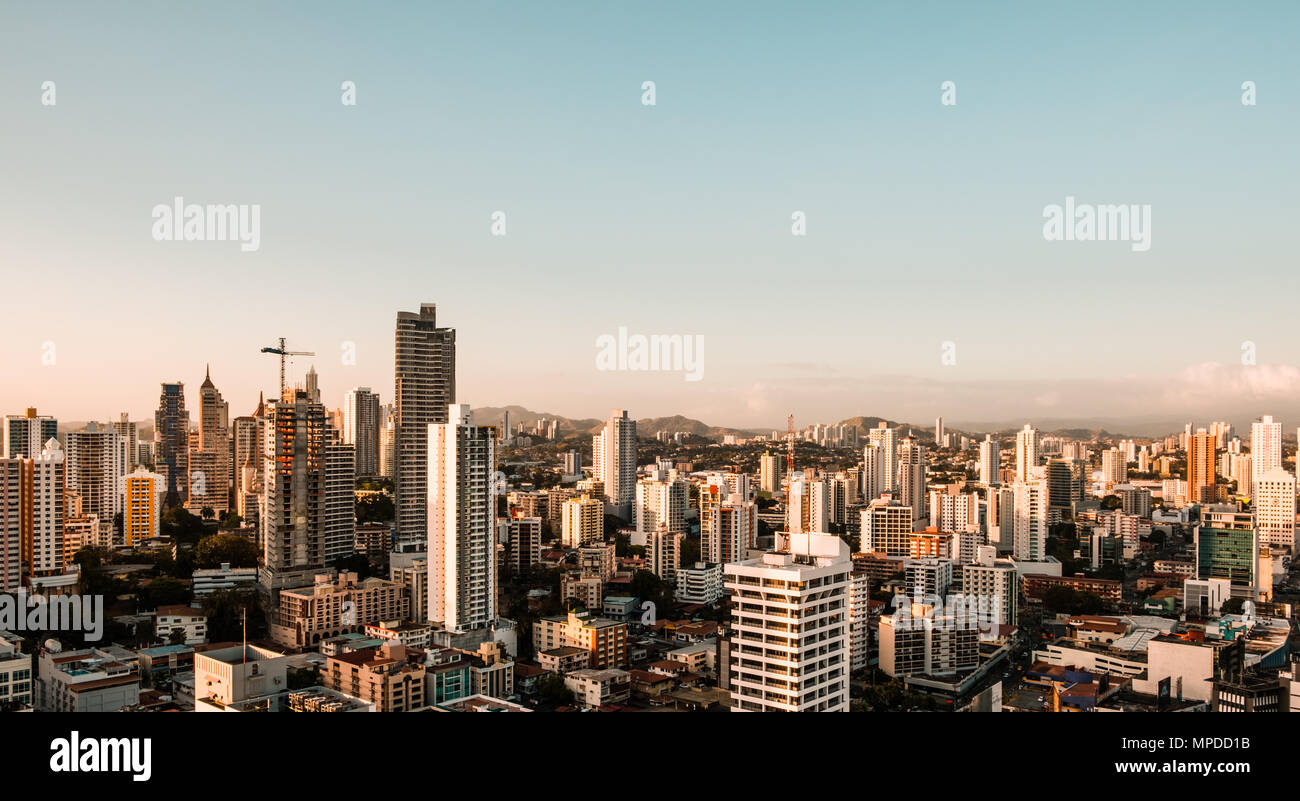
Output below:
[260,337,315,395]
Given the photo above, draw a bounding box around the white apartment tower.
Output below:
[725,532,851,712]
[427,404,496,632]
[634,471,687,535]
[979,434,1000,485]
[898,436,927,525]
[1012,479,1047,561]
[593,409,637,521]
[1015,424,1039,482]
[1253,468,1296,551]
[867,423,899,492]
[701,476,757,565]
[1251,415,1283,476]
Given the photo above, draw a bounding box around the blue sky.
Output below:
[3,1,1299,429]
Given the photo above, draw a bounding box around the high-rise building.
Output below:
[634,470,687,535]
[121,466,166,546]
[427,404,496,632]
[154,382,190,505]
[232,394,265,524]
[979,434,1000,486]
[343,387,381,478]
[111,413,138,472]
[700,475,756,565]
[65,426,127,543]
[1253,468,1296,551]
[2,439,67,584]
[1100,447,1127,491]
[861,443,886,500]
[2,408,57,460]
[935,416,944,445]
[323,441,356,565]
[1012,478,1047,561]
[379,404,396,479]
[962,546,1017,626]
[759,451,782,494]
[1251,415,1283,476]
[725,532,851,712]
[592,409,637,521]
[0,460,23,591]
[1194,525,1256,588]
[260,389,332,599]
[1187,428,1216,502]
[867,423,899,492]
[1015,424,1039,482]
[860,499,913,556]
[394,303,456,550]
[786,478,829,535]
[186,366,230,517]
[647,526,682,582]
[898,435,926,524]
[561,496,604,547]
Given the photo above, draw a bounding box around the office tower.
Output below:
[1015,424,1039,482]
[394,303,456,549]
[186,366,230,517]
[1137,446,1150,473]
[379,404,395,479]
[111,413,138,471]
[1253,468,1296,551]
[1117,485,1152,517]
[1046,457,1084,510]
[427,404,495,632]
[898,435,926,524]
[504,515,542,574]
[561,495,604,548]
[343,387,381,478]
[935,416,944,445]
[634,470,687,534]
[260,389,332,599]
[1100,447,1127,491]
[305,365,321,403]
[1194,524,1256,588]
[828,474,852,525]
[647,526,682,582]
[154,382,190,505]
[323,441,357,565]
[867,423,899,491]
[592,409,637,521]
[1187,428,1216,502]
[2,408,57,459]
[979,434,1000,485]
[961,546,1017,625]
[700,475,756,565]
[724,532,850,712]
[1251,415,1283,475]
[759,451,782,494]
[860,499,913,556]
[64,426,127,542]
[987,486,1016,552]
[1011,478,1047,561]
[862,443,886,499]
[121,466,165,546]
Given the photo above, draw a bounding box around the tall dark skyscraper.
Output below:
[154,382,189,507]
[394,304,456,550]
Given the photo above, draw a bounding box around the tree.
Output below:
[202,589,263,642]
[167,627,188,646]
[537,672,574,707]
[193,532,259,569]
[356,494,394,524]
[219,512,243,530]
[333,553,371,579]
[140,576,192,608]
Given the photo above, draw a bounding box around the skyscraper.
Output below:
[898,435,926,525]
[935,416,944,445]
[758,451,782,494]
[232,394,265,524]
[427,404,496,632]
[1012,478,1047,561]
[593,409,637,521]
[154,382,189,506]
[867,423,899,492]
[260,389,332,599]
[1015,424,1039,482]
[186,366,230,517]
[1,439,67,585]
[1253,468,1296,551]
[111,413,138,471]
[1251,415,1283,476]
[343,387,381,478]
[394,304,456,550]
[323,440,357,565]
[1187,427,1216,503]
[700,475,756,564]
[978,434,1000,486]
[65,426,128,543]
[634,469,687,535]
[122,466,166,546]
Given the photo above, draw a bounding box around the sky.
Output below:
[3,1,1300,432]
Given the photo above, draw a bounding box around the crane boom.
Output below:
[259,337,315,395]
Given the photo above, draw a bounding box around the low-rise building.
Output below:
[564,668,631,708]
[153,604,208,645]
